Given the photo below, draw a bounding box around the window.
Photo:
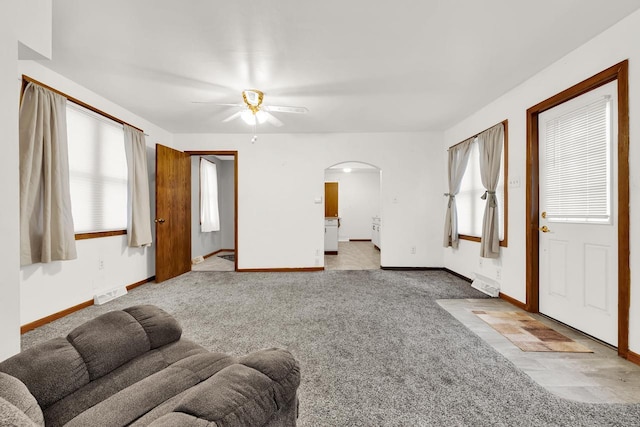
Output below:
[543,96,611,223]
[200,158,220,232]
[67,102,128,234]
[456,124,507,244]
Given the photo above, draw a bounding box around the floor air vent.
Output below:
[471,274,499,298]
[94,286,128,305]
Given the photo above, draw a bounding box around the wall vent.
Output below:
[471,273,499,298]
[94,286,128,305]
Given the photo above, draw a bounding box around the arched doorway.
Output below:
[324,161,382,270]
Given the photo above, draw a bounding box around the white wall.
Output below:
[18,61,174,325]
[325,169,380,241]
[18,0,52,60]
[191,156,235,259]
[443,9,640,353]
[175,132,443,269]
[0,1,21,360]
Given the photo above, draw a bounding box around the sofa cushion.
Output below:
[0,373,43,426]
[65,305,183,382]
[172,352,236,381]
[0,338,89,408]
[42,340,206,427]
[63,352,238,427]
[147,412,209,427]
[67,310,151,381]
[124,305,182,349]
[64,364,201,427]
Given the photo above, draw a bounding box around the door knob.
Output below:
[155,218,166,224]
[539,225,550,233]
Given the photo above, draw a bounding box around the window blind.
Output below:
[544,96,611,223]
[67,103,128,233]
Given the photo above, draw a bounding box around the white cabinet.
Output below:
[372,217,381,249]
[325,218,339,254]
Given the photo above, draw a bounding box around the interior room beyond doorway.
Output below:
[189,152,237,272]
[325,241,380,270]
[324,162,381,270]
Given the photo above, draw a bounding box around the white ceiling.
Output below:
[42,1,640,134]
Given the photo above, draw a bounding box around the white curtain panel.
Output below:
[200,158,220,232]
[443,138,473,248]
[478,123,504,258]
[124,124,152,247]
[19,83,77,265]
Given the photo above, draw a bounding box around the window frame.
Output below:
[21,75,144,240]
[453,120,509,247]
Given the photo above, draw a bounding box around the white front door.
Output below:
[538,81,618,346]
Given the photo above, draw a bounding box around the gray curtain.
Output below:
[124,125,152,247]
[443,138,473,248]
[19,83,77,265]
[477,123,504,258]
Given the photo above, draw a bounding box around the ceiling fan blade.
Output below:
[222,111,242,123]
[192,101,244,107]
[263,105,308,114]
[263,111,284,127]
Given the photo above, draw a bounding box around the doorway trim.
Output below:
[186,150,239,272]
[525,60,629,357]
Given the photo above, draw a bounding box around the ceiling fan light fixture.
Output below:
[241,109,256,125]
[242,89,264,110]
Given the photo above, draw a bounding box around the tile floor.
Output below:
[324,241,381,270]
[438,298,640,403]
[191,251,235,272]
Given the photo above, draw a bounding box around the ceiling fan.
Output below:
[195,89,308,127]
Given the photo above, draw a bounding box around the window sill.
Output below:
[458,234,508,248]
[75,230,127,240]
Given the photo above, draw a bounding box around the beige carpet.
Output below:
[473,310,593,353]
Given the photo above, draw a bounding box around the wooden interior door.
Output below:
[155,144,191,282]
[325,182,338,217]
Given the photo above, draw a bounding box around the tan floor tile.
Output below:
[438,298,640,403]
[191,251,235,272]
[325,241,380,271]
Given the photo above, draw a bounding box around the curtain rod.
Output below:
[20,75,147,135]
[447,119,507,151]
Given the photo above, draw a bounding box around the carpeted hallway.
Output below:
[21,270,640,426]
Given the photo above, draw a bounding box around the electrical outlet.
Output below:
[410,246,416,254]
[479,258,483,267]
[496,268,501,280]
[98,259,104,270]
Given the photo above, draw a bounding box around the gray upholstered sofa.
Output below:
[0,305,300,426]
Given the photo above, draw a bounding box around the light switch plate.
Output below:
[508,177,521,188]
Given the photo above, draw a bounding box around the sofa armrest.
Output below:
[157,349,300,427]
[0,373,44,427]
